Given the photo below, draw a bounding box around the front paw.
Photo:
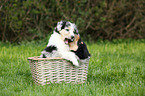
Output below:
[72,60,79,67]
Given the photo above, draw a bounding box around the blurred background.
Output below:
[0,0,145,42]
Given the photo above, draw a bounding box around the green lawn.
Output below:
[0,39,144,96]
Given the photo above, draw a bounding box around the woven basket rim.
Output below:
[28,56,64,60]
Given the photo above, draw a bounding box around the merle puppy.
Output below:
[40,20,80,66]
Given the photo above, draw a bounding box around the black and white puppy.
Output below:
[40,20,80,66]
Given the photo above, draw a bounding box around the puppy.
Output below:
[69,34,91,60]
[40,21,79,66]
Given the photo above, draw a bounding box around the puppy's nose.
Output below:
[71,36,74,39]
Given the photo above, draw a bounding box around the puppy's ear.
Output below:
[72,23,79,35]
[55,20,67,32]
[53,21,59,33]
[54,27,59,33]
[55,21,63,31]
[75,34,80,42]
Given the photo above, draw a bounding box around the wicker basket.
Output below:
[28,56,89,85]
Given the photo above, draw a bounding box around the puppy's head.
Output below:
[54,20,79,44]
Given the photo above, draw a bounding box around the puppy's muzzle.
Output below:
[64,35,75,44]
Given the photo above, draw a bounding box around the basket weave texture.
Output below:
[28,56,89,85]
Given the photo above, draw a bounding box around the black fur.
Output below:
[61,21,71,30]
[61,21,66,30]
[42,54,47,58]
[71,39,90,59]
[42,45,57,58]
[44,45,57,52]
[55,28,59,33]
[74,29,78,35]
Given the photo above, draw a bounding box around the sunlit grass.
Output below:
[0,39,144,96]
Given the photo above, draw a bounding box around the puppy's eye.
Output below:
[66,29,69,31]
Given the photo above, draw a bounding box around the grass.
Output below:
[0,39,144,96]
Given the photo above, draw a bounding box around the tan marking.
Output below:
[69,34,80,51]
